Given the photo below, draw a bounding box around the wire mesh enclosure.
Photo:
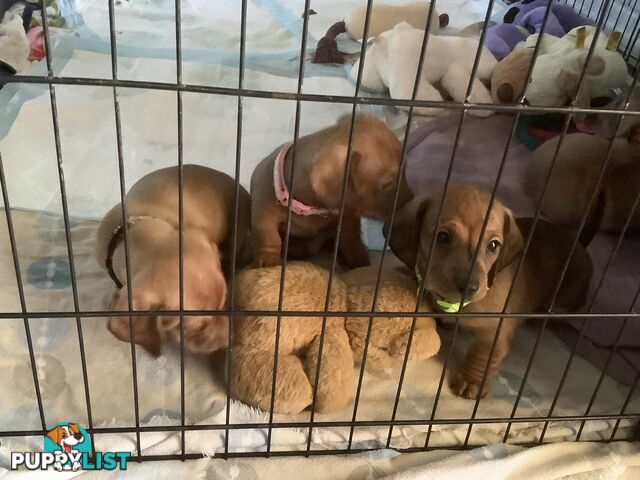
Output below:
[0,0,639,464]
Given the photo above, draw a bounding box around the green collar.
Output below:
[414,265,471,313]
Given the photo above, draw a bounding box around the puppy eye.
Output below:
[436,231,450,244]
[488,239,501,253]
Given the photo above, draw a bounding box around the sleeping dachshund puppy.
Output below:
[385,184,593,399]
[250,113,413,269]
[526,87,640,235]
[96,165,251,356]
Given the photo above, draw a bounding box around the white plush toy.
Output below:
[0,7,29,75]
[525,26,628,107]
[352,22,497,116]
[313,2,447,64]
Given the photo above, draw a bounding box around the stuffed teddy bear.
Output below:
[525,26,627,107]
[352,22,497,116]
[230,262,440,414]
[485,0,592,60]
[313,2,448,64]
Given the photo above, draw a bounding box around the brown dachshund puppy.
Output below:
[526,88,640,235]
[386,184,593,399]
[250,114,412,269]
[96,165,251,356]
[526,131,640,235]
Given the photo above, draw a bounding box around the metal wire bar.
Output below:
[266,0,309,455]
[352,0,440,450]
[620,0,640,50]
[38,0,94,442]
[3,410,639,438]
[0,308,637,320]
[623,9,640,57]
[573,284,640,441]
[107,0,141,456]
[307,0,376,452]
[608,371,640,441]
[173,0,186,459]
[0,153,46,430]
[6,74,640,116]
[224,0,249,458]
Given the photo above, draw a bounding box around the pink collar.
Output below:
[273,142,334,216]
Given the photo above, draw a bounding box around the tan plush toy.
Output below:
[490,47,534,104]
[230,262,440,414]
[313,2,448,64]
[342,266,440,369]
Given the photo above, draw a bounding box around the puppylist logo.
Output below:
[11,422,130,472]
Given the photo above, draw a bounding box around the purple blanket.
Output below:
[405,113,640,386]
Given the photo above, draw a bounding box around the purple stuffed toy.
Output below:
[485,0,594,60]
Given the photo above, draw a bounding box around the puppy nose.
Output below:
[455,277,480,295]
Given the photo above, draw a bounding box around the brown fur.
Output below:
[96,165,251,356]
[386,184,593,399]
[231,262,440,414]
[250,114,412,269]
[342,266,440,368]
[526,132,640,234]
[231,262,353,414]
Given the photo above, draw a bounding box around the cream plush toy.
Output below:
[0,7,29,75]
[313,2,448,64]
[524,26,627,107]
[230,262,440,414]
[352,22,497,116]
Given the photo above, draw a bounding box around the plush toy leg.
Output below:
[441,63,494,117]
[351,57,388,93]
[388,73,444,116]
[388,325,441,362]
[303,326,355,413]
[231,351,313,414]
[348,320,402,368]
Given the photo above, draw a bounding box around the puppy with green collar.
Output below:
[385,184,594,400]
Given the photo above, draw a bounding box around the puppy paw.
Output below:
[253,252,282,268]
[449,370,490,400]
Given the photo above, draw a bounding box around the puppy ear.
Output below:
[47,427,63,445]
[108,289,162,356]
[383,195,430,268]
[495,209,524,272]
[69,424,80,434]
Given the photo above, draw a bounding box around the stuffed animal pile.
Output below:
[311,0,629,115]
[485,0,593,60]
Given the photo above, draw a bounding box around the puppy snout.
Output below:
[455,275,480,295]
[73,433,83,441]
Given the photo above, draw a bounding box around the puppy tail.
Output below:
[578,189,606,247]
[312,21,347,64]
